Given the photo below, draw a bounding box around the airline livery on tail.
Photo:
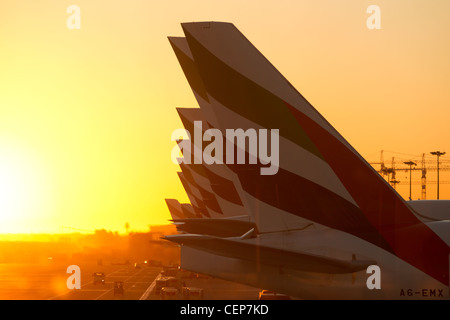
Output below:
[164,22,450,299]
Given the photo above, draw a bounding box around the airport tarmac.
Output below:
[144,270,263,300]
[0,261,263,300]
[0,261,161,300]
[50,264,161,300]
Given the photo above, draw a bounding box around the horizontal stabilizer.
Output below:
[164,234,375,274]
[171,218,257,238]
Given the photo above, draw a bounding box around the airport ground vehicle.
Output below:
[181,287,204,300]
[114,281,124,296]
[145,259,163,267]
[92,272,105,285]
[155,276,180,295]
[155,278,167,295]
[161,287,178,300]
[161,265,178,277]
[166,277,181,289]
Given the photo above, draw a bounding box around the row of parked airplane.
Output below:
[163,21,450,299]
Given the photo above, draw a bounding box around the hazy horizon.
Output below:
[1,0,449,234]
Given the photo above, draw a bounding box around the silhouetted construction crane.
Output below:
[369,150,450,199]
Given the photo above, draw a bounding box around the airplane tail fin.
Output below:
[165,199,185,220]
[180,203,198,219]
[169,21,449,285]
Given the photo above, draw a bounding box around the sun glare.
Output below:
[0,149,50,233]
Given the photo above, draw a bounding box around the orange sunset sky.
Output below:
[0,0,449,234]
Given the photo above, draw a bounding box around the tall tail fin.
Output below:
[177,172,208,218]
[180,203,198,219]
[172,21,449,285]
[165,199,185,219]
[176,107,248,218]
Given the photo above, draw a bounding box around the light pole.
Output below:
[430,151,446,199]
[403,161,416,200]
